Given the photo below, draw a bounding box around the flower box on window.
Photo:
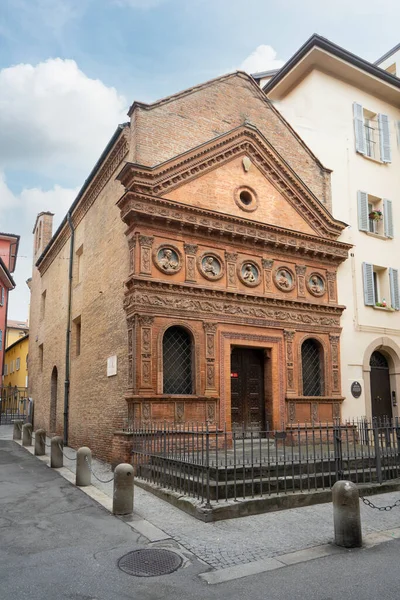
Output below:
[369,210,383,221]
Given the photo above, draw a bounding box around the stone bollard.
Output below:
[22,423,33,446]
[76,447,92,487]
[34,429,46,456]
[13,420,23,441]
[51,436,64,468]
[113,463,134,515]
[332,480,362,548]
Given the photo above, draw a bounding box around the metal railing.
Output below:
[0,386,29,424]
[131,419,400,506]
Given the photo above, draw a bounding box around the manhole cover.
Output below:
[118,549,183,577]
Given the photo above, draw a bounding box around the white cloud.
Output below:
[240,45,285,75]
[0,173,78,320]
[0,58,127,183]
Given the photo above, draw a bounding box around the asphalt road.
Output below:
[1,439,399,600]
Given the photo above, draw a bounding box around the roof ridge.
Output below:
[128,71,256,116]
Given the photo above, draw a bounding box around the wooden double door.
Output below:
[231,347,265,433]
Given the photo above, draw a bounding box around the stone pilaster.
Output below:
[225,252,238,289]
[327,271,337,303]
[203,322,217,393]
[262,258,274,295]
[184,243,198,283]
[284,329,296,392]
[139,315,154,390]
[295,265,306,298]
[139,235,154,276]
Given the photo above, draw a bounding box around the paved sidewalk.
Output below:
[7,426,400,572]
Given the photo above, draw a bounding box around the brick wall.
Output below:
[129,73,332,210]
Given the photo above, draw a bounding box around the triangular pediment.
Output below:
[118,125,345,240]
[165,154,317,237]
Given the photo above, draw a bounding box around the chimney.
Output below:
[32,212,54,264]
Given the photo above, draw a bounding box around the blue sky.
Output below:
[1,0,399,319]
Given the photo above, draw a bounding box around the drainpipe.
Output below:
[64,212,74,445]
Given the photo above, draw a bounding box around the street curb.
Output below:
[134,476,400,521]
[14,439,172,544]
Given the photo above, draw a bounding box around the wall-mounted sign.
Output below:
[351,381,362,398]
[107,355,117,377]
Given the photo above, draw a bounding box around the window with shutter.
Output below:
[353,102,366,154]
[378,114,392,163]
[389,268,400,310]
[358,191,369,231]
[383,199,394,238]
[363,263,375,306]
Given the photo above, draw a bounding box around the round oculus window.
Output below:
[235,187,258,212]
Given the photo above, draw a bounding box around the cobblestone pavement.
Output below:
[5,426,400,571]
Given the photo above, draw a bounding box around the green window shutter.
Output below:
[389,268,400,310]
[383,199,394,238]
[378,114,392,163]
[353,102,366,154]
[363,263,375,306]
[357,191,369,231]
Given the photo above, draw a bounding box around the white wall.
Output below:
[271,69,400,419]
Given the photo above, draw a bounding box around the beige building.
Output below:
[255,35,400,422]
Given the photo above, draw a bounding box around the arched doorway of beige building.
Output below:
[50,366,58,432]
[362,338,400,422]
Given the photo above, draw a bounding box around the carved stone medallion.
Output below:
[198,252,224,281]
[274,267,295,292]
[153,244,182,275]
[237,260,261,287]
[306,273,326,297]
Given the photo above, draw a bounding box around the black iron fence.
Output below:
[0,386,29,424]
[131,419,400,506]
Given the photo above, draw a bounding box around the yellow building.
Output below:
[4,334,29,388]
[6,319,29,349]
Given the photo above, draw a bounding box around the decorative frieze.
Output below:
[124,284,342,328]
[120,195,350,263]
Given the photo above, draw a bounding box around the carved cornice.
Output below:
[123,278,343,330]
[119,194,350,264]
[117,126,344,240]
[38,131,129,274]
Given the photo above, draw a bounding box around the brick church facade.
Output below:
[29,72,350,462]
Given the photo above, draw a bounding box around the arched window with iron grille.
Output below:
[163,326,193,395]
[301,338,324,396]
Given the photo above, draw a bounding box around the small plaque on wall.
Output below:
[351,381,362,398]
[107,355,117,377]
